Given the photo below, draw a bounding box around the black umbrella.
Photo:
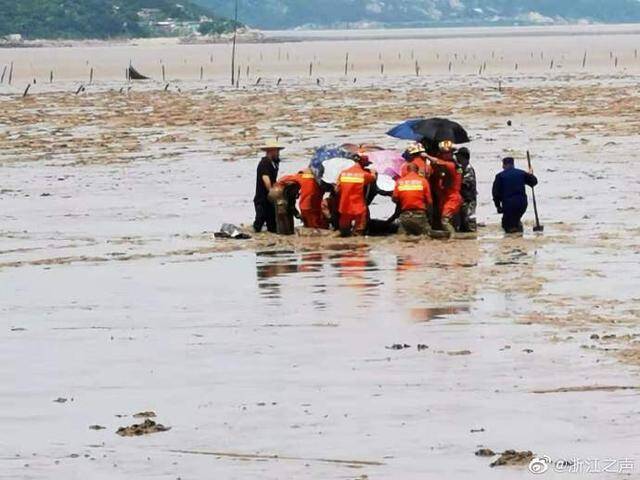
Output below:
[413,118,470,145]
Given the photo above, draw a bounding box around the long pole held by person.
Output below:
[527,150,544,232]
[231,0,239,86]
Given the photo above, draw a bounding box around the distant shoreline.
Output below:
[261,23,640,42]
[4,23,640,49]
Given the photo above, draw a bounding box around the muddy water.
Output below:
[2,28,640,479]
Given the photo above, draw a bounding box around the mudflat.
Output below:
[1,25,640,479]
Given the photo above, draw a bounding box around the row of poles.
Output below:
[3,46,640,97]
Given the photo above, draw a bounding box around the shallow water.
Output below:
[2,239,639,479]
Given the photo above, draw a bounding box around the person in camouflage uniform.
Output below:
[392,163,433,236]
[456,147,477,232]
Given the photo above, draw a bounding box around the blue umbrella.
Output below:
[309,145,355,180]
[388,118,470,144]
[386,119,424,141]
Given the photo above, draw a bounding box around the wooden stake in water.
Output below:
[230,0,239,86]
[582,51,587,68]
[415,60,420,76]
[89,67,94,85]
[50,70,53,83]
[380,63,384,75]
[0,65,6,83]
[162,65,166,82]
[23,83,31,97]
[309,62,313,78]
[498,79,502,93]
[8,62,14,85]
[344,53,349,76]
[200,66,204,81]
[448,61,452,72]
[615,57,618,68]
[550,59,554,70]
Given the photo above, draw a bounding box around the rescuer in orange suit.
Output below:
[276,168,328,229]
[392,162,433,235]
[336,153,377,236]
[400,143,431,178]
[428,140,463,236]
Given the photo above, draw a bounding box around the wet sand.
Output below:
[2,26,640,479]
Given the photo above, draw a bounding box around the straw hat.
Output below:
[260,138,285,151]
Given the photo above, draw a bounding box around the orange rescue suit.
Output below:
[336,164,376,215]
[432,159,463,218]
[336,163,376,233]
[392,171,432,211]
[277,169,327,228]
[400,157,430,178]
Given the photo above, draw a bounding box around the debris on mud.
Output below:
[386,344,411,350]
[89,425,106,430]
[490,450,534,467]
[532,385,640,394]
[475,448,496,457]
[53,397,68,403]
[447,350,472,356]
[116,419,171,437]
[417,344,429,351]
[214,224,251,240]
[133,411,157,419]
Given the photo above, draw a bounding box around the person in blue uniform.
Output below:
[492,157,538,233]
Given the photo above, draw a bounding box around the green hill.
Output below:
[0,0,237,40]
[195,0,640,30]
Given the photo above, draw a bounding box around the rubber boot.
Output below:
[441,216,455,238]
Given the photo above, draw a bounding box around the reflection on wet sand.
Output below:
[410,305,471,323]
[330,249,382,293]
[256,251,305,300]
[254,240,487,321]
[256,247,383,302]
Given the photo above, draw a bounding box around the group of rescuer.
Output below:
[253,139,537,237]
